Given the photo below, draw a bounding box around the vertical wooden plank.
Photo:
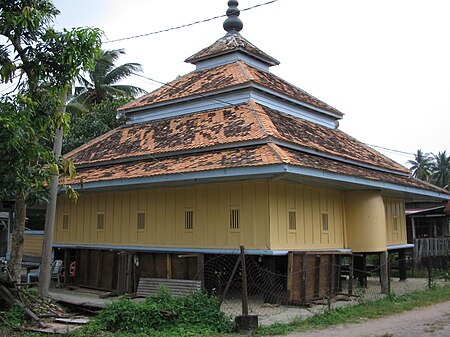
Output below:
[175,188,185,246]
[63,249,70,285]
[196,253,204,288]
[196,187,206,246]
[327,255,334,299]
[301,254,307,303]
[303,188,313,246]
[156,190,166,246]
[121,193,130,244]
[277,183,287,245]
[95,250,102,288]
[129,192,138,244]
[287,252,293,299]
[165,189,176,246]
[398,249,407,281]
[166,254,172,279]
[314,255,321,298]
[295,186,305,245]
[348,254,354,295]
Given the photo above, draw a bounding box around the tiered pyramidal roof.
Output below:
[65,1,448,199]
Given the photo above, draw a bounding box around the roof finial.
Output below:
[223,0,243,34]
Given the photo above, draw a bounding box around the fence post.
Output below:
[240,245,249,316]
[235,246,258,334]
[428,256,433,289]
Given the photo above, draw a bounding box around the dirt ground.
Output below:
[281,300,450,337]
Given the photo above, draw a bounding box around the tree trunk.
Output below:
[39,92,66,297]
[9,194,26,283]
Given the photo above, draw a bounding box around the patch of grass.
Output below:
[4,304,25,326]
[256,284,450,336]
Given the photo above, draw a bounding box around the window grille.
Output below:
[62,214,69,230]
[230,209,240,230]
[185,210,194,230]
[97,213,104,230]
[321,213,329,231]
[288,211,296,230]
[137,212,146,230]
[393,216,398,232]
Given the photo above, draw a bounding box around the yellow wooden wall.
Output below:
[55,181,270,250]
[55,180,407,252]
[268,182,345,250]
[384,198,407,246]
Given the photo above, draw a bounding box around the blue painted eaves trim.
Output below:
[387,244,414,250]
[284,165,450,200]
[273,139,410,177]
[53,243,289,256]
[52,244,352,255]
[66,163,450,200]
[68,165,287,191]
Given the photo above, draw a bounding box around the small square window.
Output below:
[62,214,69,230]
[185,210,194,230]
[230,208,240,230]
[97,213,104,230]
[137,212,145,230]
[321,213,329,231]
[288,211,296,230]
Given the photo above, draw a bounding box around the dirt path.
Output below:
[281,300,450,337]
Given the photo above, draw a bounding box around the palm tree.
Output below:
[407,149,433,181]
[430,151,450,190]
[71,49,147,107]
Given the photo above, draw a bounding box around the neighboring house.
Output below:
[0,211,9,258]
[55,2,450,294]
[406,201,450,261]
[1,204,45,262]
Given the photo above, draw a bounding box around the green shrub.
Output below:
[90,289,233,335]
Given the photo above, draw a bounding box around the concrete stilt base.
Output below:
[235,315,258,333]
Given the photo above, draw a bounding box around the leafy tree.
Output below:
[407,149,433,182]
[63,98,131,153]
[430,151,450,190]
[0,0,102,285]
[70,49,147,107]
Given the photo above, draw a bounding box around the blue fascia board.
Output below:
[52,243,352,255]
[387,244,415,250]
[65,164,450,201]
[52,243,289,256]
[284,166,450,200]
[68,165,287,191]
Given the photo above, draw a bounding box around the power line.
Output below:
[133,74,415,161]
[366,144,415,157]
[103,0,279,44]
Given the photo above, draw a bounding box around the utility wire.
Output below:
[132,73,416,161]
[103,0,279,43]
[366,144,415,157]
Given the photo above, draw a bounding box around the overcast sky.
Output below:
[51,0,449,166]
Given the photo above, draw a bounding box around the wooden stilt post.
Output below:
[348,254,354,296]
[398,249,407,281]
[240,246,248,316]
[380,251,389,295]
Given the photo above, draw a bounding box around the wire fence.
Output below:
[200,247,450,325]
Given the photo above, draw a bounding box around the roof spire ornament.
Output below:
[223,0,243,34]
